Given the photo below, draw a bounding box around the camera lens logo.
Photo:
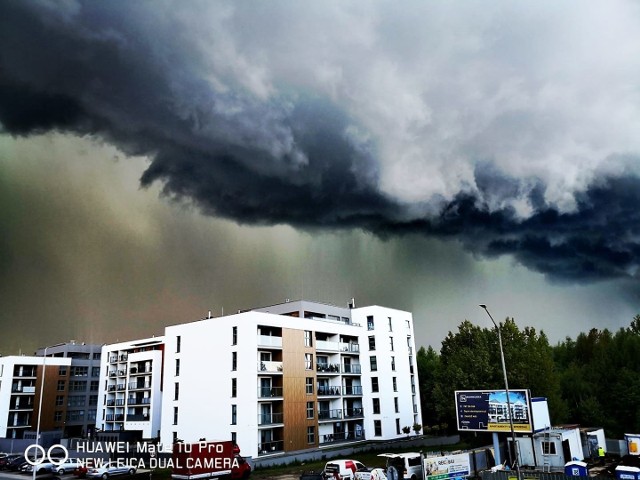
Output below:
[24,444,69,466]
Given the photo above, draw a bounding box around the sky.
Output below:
[1,0,640,355]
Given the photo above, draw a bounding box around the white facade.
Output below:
[0,355,71,438]
[159,301,422,459]
[95,336,164,439]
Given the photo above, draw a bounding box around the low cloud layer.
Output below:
[2,0,640,282]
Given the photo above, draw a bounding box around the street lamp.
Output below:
[479,304,521,480]
[33,347,47,480]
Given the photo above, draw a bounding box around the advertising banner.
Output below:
[455,389,532,433]
[424,453,470,480]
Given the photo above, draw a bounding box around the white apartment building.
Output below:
[159,300,422,458]
[95,336,164,439]
[0,355,71,439]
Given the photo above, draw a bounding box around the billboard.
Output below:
[455,389,532,433]
[424,453,471,480]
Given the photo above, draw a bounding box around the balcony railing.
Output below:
[319,429,365,445]
[126,414,149,421]
[344,407,364,418]
[128,382,151,390]
[128,397,151,405]
[316,340,340,351]
[105,414,125,422]
[340,343,360,353]
[318,409,342,420]
[258,335,283,348]
[317,386,341,396]
[343,386,363,396]
[258,361,283,373]
[258,387,283,398]
[342,364,361,374]
[257,440,284,455]
[117,384,126,390]
[258,412,284,425]
[129,367,152,375]
[316,363,340,373]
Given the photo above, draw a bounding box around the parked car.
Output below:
[355,467,388,480]
[323,460,367,480]
[8,456,31,471]
[54,458,86,475]
[378,453,423,480]
[20,459,58,475]
[86,461,136,479]
[0,454,23,470]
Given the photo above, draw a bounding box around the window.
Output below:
[372,398,380,414]
[231,432,237,443]
[232,326,237,346]
[391,356,396,371]
[176,336,181,353]
[69,381,86,392]
[232,352,237,371]
[67,395,85,407]
[307,426,315,444]
[370,356,377,372]
[396,418,401,434]
[231,405,237,425]
[368,336,376,350]
[54,411,63,422]
[374,420,382,436]
[371,377,379,393]
[406,320,411,329]
[305,377,314,395]
[93,352,101,360]
[89,395,98,406]
[58,366,67,376]
[231,378,237,398]
[394,397,399,413]
[542,442,557,455]
[173,407,179,425]
[174,382,180,401]
[70,366,88,377]
[367,315,374,330]
[88,410,96,421]
[305,353,313,370]
[389,337,394,351]
[388,317,393,332]
[175,359,180,376]
[55,395,64,406]
[91,367,101,377]
[66,410,85,422]
[90,380,99,391]
[307,401,314,419]
[304,331,312,347]
[393,377,397,392]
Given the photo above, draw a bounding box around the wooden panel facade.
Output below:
[282,328,317,451]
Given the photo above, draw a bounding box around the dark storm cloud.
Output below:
[1,0,639,284]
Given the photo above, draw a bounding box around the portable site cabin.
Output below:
[626,434,640,456]
[582,428,607,460]
[527,427,585,469]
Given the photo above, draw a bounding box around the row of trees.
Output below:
[417,315,640,438]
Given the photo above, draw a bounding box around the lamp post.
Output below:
[33,347,47,480]
[479,305,521,480]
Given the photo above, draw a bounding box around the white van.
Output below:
[378,453,423,480]
[323,459,367,480]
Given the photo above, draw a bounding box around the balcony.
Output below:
[257,440,284,455]
[109,371,117,377]
[340,343,360,353]
[258,387,283,398]
[129,381,151,390]
[129,367,152,375]
[128,397,151,405]
[126,414,149,421]
[11,386,36,394]
[258,412,284,425]
[258,361,283,373]
[316,363,340,374]
[318,409,342,420]
[258,335,283,348]
[342,364,361,374]
[343,386,363,396]
[116,384,126,391]
[109,356,118,363]
[317,386,341,396]
[316,340,340,352]
[107,385,117,392]
[344,407,364,418]
[319,429,365,445]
